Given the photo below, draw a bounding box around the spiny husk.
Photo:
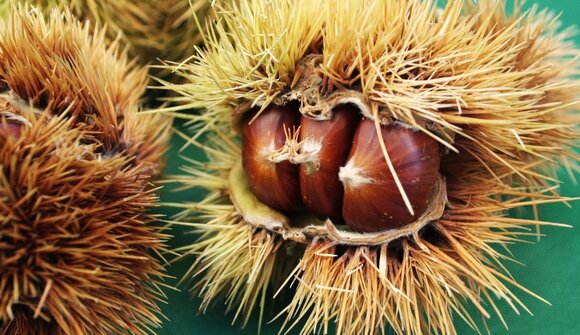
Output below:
[19,0,213,85]
[0,4,171,175]
[0,6,170,335]
[171,127,576,335]
[165,0,579,334]
[177,213,288,330]
[0,110,166,335]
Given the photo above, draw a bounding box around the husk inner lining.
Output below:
[229,160,447,246]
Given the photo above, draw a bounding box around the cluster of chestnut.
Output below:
[241,102,441,232]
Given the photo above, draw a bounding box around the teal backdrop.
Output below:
[156,1,580,334]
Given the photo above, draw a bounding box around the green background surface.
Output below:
[156,1,580,334]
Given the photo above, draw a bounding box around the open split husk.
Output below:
[163,1,580,334]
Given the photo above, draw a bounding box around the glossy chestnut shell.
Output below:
[340,118,440,231]
[298,106,359,223]
[0,117,23,138]
[241,103,303,213]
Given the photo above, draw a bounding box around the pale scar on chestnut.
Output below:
[241,102,441,233]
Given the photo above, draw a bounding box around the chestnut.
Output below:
[0,116,23,138]
[241,102,303,213]
[340,119,440,232]
[298,106,358,223]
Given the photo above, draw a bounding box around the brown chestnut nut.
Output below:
[0,116,23,138]
[340,119,440,232]
[298,106,358,223]
[241,103,303,213]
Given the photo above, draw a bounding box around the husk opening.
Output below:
[162,0,580,334]
[232,55,399,127]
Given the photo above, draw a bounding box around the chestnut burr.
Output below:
[340,119,440,232]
